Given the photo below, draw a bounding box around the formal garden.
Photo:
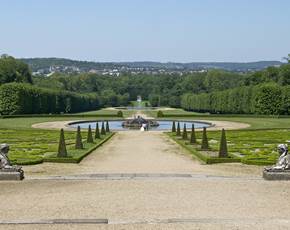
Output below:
[1,55,290,168]
[2,106,290,166]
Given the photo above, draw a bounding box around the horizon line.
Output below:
[14,56,284,64]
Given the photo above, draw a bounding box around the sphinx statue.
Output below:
[265,144,290,172]
[0,144,24,179]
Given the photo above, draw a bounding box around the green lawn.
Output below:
[76,108,134,118]
[130,100,151,107]
[146,108,207,118]
[75,108,119,115]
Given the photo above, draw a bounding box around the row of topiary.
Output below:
[58,121,110,157]
[171,121,240,164]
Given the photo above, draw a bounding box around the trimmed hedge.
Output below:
[0,83,101,115]
[241,158,275,166]
[181,83,290,115]
[11,157,43,165]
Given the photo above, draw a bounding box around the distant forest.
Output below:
[0,54,289,115]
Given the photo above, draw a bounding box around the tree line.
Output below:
[1,54,290,115]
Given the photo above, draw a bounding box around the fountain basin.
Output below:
[69,120,212,131]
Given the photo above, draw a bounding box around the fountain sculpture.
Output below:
[122,116,159,129]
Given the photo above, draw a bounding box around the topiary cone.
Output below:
[190,124,196,144]
[201,127,209,150]
[172,121,176,133]
[75,126,83,149]
[219,129,228,158]
[182,123,188,140]
[87,125,94,143]
[176,122,181,136]
[57,128,67,157]
[106,121,110,133]
[95,122,100,139]
[101,121,106,135]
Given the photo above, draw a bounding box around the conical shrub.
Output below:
[75,126,83,149]
[201,127,209,150]
[182,123,188,140]
[176,122,181,136]
[117,110,123,117]
[106,121,110,133]
[87,125,94,143]
[172,121,176,133]
[219,129,228,158]
[101,121,106,135]
[95,122,100,139]
[190,124,196,144]
[57,128,67,157]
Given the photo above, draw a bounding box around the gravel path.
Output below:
[1,131,288,230]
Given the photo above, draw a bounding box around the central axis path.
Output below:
[79,131,201,174]
[24,131,259,177]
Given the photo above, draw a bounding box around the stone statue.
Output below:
[0,143,24,180]
[265,144,290,172]
[0,143,12,169]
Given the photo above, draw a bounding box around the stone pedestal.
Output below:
[263,170,290,180]
[0,169,24,181]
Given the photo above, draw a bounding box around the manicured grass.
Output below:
[76,108,134,118]
[2,127,114,165]
[75,108,120,115]
[130,100,151,107]
[166,128,289,165]
[148,108,207,118]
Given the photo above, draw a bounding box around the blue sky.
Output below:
[1,0,290,62]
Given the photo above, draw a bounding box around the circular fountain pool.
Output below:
[69,120,212,131]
